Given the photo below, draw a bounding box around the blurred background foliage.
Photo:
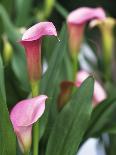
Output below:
[0,0,116,155]
[1,0,116,104]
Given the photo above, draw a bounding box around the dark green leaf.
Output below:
[46,77,94,155]
[41,24,67,95]
[85,97,116,138]
[40,24,67,136]
[0,56,16,155]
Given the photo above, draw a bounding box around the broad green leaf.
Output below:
[85,97,116,138]
[40,24,67,135]
[46,77,94,155]
[41,24,67,95]
[0,56,16,155]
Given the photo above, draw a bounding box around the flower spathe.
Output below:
[67,7,106,56]
[10,95,48,153]
[75,71,107,105]
[20,22,57,83]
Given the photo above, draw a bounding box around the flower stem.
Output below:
[33,122,39,155]
[24,152,29,155]
[72,55,78,81]
[31,80,40,155]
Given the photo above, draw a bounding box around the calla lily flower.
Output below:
[10,95,48,153]
[75,71,107,105]
[20,22,57,83]
[67,7,106,57]
[58,70,106,110]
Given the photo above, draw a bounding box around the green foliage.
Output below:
[0,0,116,154]
[0,56,16,155]
[86,97,116,138]
[40,24,67,136]
[46,77,94,155]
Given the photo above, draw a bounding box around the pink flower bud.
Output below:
[10,95,48,153]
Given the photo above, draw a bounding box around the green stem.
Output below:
[31,81,39,97]
[31,80,40,155]
[24,152,29,155]
[72,56,78,81]
[33,122,39,155]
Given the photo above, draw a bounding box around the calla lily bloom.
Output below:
[20,22,57,84]
[58,70,106,110]
[10,95,48,153]
[67,7,106,57]
[75,71,107,105]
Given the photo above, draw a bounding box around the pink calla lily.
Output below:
[10,95,48,153]
[75,71,107,105]
[58,70,106,109]
[67,7,106,55]
[20,22,57,82]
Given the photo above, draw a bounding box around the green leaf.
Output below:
[40,24,67,136]
[46,77,94,155]
[0,56,16,155]
[85,97,116,138]
[41,24,67,95]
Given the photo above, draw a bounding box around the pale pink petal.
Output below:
[15,126,32,153]
[75,70,106,105]
[75,70,89,87]
[10,95,47,127]
[21,22,57,42]
[93,82,107,104]
[67,7,106,25]
[10,95,48,153]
